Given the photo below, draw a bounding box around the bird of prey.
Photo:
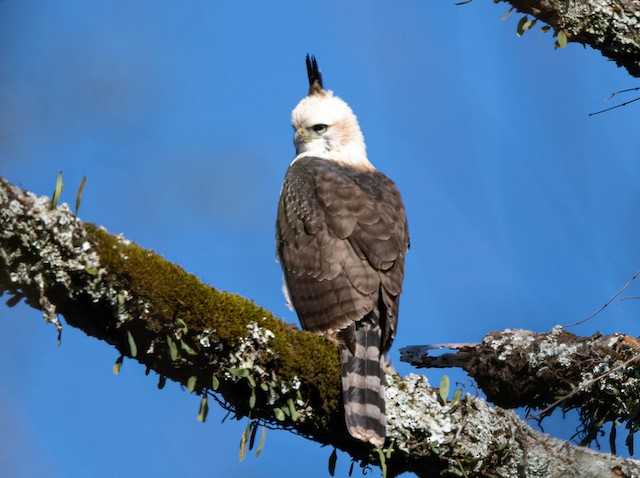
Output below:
[276,55,409,447]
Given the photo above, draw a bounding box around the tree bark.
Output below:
[2,175,640,477]
[401,327,640,453]
[495,0,640,78]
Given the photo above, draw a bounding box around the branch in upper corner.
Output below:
[496,0,640,78]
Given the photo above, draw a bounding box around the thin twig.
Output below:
[605,87,640,101]
[563,269,640,327]
[589,96,640,116]
[590,86,640,116]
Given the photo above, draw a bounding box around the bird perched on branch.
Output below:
[276,55,409,447]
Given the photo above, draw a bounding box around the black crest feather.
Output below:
[306,54,324,96]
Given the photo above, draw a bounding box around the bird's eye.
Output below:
[312,124,328,134]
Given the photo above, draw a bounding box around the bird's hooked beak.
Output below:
[294,127,307,145]
[293,127,320,153]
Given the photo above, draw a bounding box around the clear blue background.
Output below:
[2,1,639,477]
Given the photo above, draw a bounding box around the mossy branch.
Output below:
[2,175,640,477]
[493,0,640,78]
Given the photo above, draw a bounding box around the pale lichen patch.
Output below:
[526,325,581,368]
[386,372,525,476]
[0,180,149,329]
[386,373,453,452]
[220,319,312,421]
[225,320,277,374]
[485,328,536,361]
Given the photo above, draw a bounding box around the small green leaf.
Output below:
[260,382,269,392]
[197,395,209,422]
[515,15,535,37]
[384,439,395,459]
[211,374,219,391]
[527,19,537,31]
[249,389,256,409]
[187,376,197,393]
[328,448,338,476]
[113,355,124,375]
[287,397,299,422]
[75,175,87,217]
[127,330,137,358]
[516,15,528,37]
[50,171,64,210]
[439,375,450,404]
[246,374,256,388]
[176,318,188,334]
[466,395,474,413]
[376,447,388,478]
[167,336,178,361]
[451,388,463,407]
[85,267,99,276]
[273,407,285,421]
[180,339,197,356]
[500,7,513,22]
[557,29,568,47]
[239,421,251,462]
[228,367,249,378]
[255,425,266,458]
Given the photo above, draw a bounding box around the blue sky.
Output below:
[2,1,640,477]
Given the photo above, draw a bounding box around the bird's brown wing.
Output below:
[276,155,409,447]
[276,156,409,351]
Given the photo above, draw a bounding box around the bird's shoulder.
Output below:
[284,156,400,202]
[279,156,407,249]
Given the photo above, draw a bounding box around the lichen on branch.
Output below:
[0,176,343,439]
[495,0,640,78]
[401,327,640,452]
[3,175,640,477]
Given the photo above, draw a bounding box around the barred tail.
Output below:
[339,322,386,448]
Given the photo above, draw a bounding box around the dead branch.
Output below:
[401,327,640,451]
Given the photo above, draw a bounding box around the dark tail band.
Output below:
[339,322,386,448]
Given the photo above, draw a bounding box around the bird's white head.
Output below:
[291,56,372,171]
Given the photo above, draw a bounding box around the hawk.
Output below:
[276,56,409,447]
